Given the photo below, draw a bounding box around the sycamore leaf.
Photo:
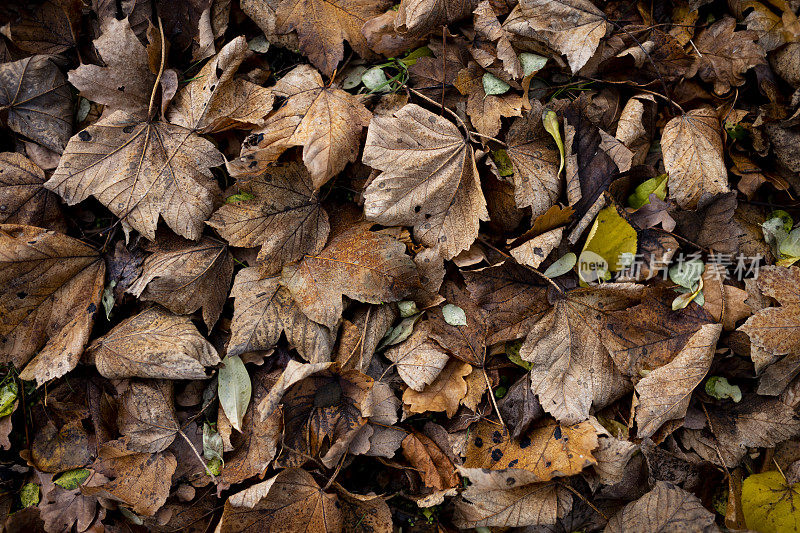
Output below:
[46,111,225,241]
[218,355,252,433]
[1,225,105,383]
[520,284,643,424]
[686,16,765,95]
[509,0,610,73]
[127,235,233,330]
[605,481,717,532]
[634,323,722,438]
[67,17,158,116]
[362,103,488,260]
[0,55,72,153]
[219,468,342,532]
[276,0,391,77]
[742,471,800,533]
[207,162,329,275]
[740,266,800,358]
[403,359,471,417]
[228,267,334,362]
[87,306,220,380]
[118,380,179,453]
[453,481,570,528]
[0,152,64,230]
[281,225,419,329]
[661,107,730,210]
[168,36,275,133]
[232,65,371,188]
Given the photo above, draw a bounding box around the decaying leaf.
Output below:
[453,481,571,528]
[403,359,471,417]
[0,152,63,230]
[118,380,180,453]
[605,481,718,532]
[401,431,460,491]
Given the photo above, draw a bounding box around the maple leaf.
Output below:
[362,103,488,259]
[0,55,73,153]
[686,16,766,94]
[276,0,392,77]
[661,107,730,210]
[227,267,335,362]
[1,225,105,384]
[207,162,329,275]
[0,152,64,231]
[127,234,233,330]
[86,306,220,380]
[37,470,107,533]
[232,64,371,189]
[605,481,717,532]
[46,111,225,241]
[281,225,419,329]
[740,266,800,359]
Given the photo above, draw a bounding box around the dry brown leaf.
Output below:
[0,152,64,230]
[31,420,92,473]
[395,0,479,38]
[401,431,460,491]
[702,264,752,330]
[473,0,522,78]
[232,64,371,189]
[0,55,72,153]
[740,266,800,359]
[207,162,329,275]
[661,107,730,210]
[510,227,563,268]
[37,470,107,533]
[455,63,523,138]
[385,320,451,391]
[6,0,81,55]
[671,192,741,255]
[686,16,765,94]
[46,111,225,241]
[334,483,393,533]
[634,323,722,438]
[1,225,105,383]
[281,225,418,329]
[87,306,220,380]
[510,0,610,73]
[453,481,570,528]
[403,359,472,418]
[521,284,643,424]
[463,419,598,481]
[227,267,334,362]
[605,481,718,532]
[128,235,232,329]
[276,0,392,77]
[362,103,488,260]
[168,36,275,133]
[118,380,180,453]
[219,468,342,532]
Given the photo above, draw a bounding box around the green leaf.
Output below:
[628,174,668,209]
[400,46,432,67]
[102,280,116,320]
[543,252,576,278]
[225,192,256,204]
[207,457,222,476]
[54,468,91,489]
[0,380,18,418]
[20,483,39,507]
[705,376,742,402]
[482,72,510,95]
[490,149,514,177]
[743,471,800,533]
[579,206,638,285]
[442,304,467,326]
[362,67,389,93]
[398,300,418,318]
[542,110,564,176]
[203,422,224,462]
[378,313,422,350]
[506,340,532,370]
[218,355,251,432]
[778,228,800,267]
[519,53,547,77]
[669,259,705,290]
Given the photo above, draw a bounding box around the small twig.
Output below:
[483,368,505,428]
[689,39,703,58]
[440,25,446,115]
[559,482,608,521]
[178,429,218,483]
[147,16,166,120]
[406,86,473,141]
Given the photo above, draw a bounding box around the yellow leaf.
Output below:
[742,471,800,533]
[579,205,638,285]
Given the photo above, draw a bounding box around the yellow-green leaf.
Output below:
[628,174,668,209]
[0,381,18,418]
[579,205,638,284]
[742,471,800,533]
[542,110,564,176]
[20,483,39,507]
[54,468,91,489]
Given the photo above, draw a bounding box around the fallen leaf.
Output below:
[218,355,252,433]
[362,103,488,260]
[6,0,81,55]
[473,0,522,78]
[510,227,563,268]
[31,420,92,473]
[605,481,718,532]
[0,152,64,230]
[453,481,570,528]
[742,470,800,533]
[740,266,800,359]
[385,320,451,391]
[401,431,460,491]
[118,380,180,453]
[395,0,478,39]
[403,359,471,417]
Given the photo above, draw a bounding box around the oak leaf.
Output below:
[362,103,488,259]
[0,152,64,231]
[46,111,225,241]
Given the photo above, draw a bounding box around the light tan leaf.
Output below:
[661,107,729,210]
[227,267,334,362]
[686,16,766,94]
[207,162,329,275]
[453,481,571,528]
[362,103,488,259]
[281,225,419,329]
[403,359,471,417]
[511,0,610,73]
[385,320,451,391]
[257,360,333,422]
[401,431,460,491]
[67,17,157,116]
[168,36,275,133]
[740,266,800,358]
[605,481,718,532]
[510,227,563,268]
[219,468,342,532]
[473,0,522,78]
[231,65,371,188]
[87,306,220,380]
[634,323,722,438]
[276,0,391,76]
[1,225,105,382]
[0,152,63,230]
[118,380,179,453]
[46,111,225,241]
[128,235,233,329]
[463,419,598,480]
[521,284,643,423]
[0,55,72,153]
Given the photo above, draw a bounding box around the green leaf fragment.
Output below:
[442,304,467,326]
[0,380,18,418]
[519,53,547,77]
[203,422,224,463]
[218,355,251,432]
[20,483,39,507]
[225,192,256,204]
[542,110,564,176]
[482,72,510,95]
[490,149,514,177]
[102,280,116,320]
[398,300,418,318]
[628,174,668,209]
[362,67,390,93]
[54,468,91,490]
[543,252,576,278]
[705,376,742,402]
[506,340,532,370]
[207,457,223,476]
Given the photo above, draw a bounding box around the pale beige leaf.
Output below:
[385,320,450,391]
[362,103,488,259]
[510,227,563,268]
[403,359,471,417]
[88,306,220,379]
[257,360,333,421]
[661,107,729,210]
